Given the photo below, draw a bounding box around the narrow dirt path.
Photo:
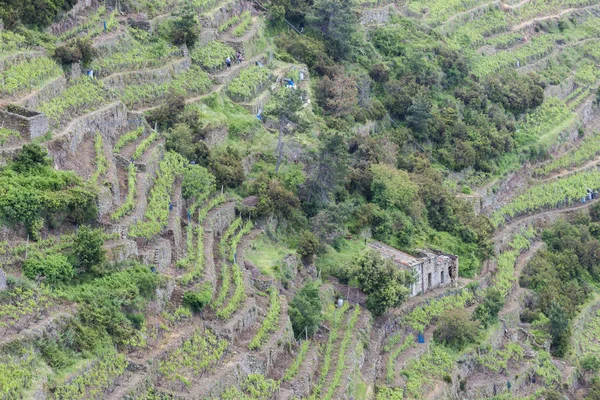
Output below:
[499,240,544,318]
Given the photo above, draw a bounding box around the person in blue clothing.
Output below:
[225,56,232,69]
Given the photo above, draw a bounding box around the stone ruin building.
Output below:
[0,105,49,140]
[369,241,458,297]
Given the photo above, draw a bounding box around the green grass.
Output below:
[246,233,296,277]
[314,239,367,279]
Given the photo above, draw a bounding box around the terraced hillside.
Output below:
[3,0,600,398]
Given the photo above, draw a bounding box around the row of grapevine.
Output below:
[248,287,281,349]
[385,334,416,383]
[233,12,253,37]
[39,78,108,126]
[0,56,62,95]
[132,132,159,160]
[491,170,600,227]
[90,38,181,77]
[308,302,350,399]
[403,289,474,332]
[113,127,145,153]
[322,306,361,400]
[0,285,55,335]
[90,133,107,183]
[157,327,228,389]
[215,219,253,318]
[129,151,188,238]
[117,66,212,109]
[283,340,311,381]
[111,163,137,221]
[0,348,38,399]
[49,350,128,400]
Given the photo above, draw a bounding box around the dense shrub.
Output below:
[72,226,106,275]
[53,38,97,67]
[289,281,323,338]
[22,253,74,284]
[183,283,212,312]
[0,0,78,28]
[433,310,480,350]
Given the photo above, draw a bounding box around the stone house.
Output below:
[368,241,458,297]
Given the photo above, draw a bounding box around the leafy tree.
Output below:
[548,301,570,357]
[182,164,216,200]
[316,73,358,117]
[250,173,300,220]
[473,287,504,327]
[53,38,97,67]
[264,88,305,172]
[581,355,600,382]
[209,146,245,189]
[308,0,357,60]
[370,163,421,218]
[166,123,195,160]
[344,250,413,316]
[72,226,105,275]
[289,281,323,337]
[297,230,319,260]
[12,143,52,172]
[22,253,73,284]
[167,5,199,48]
[0,0,77,28]
[433,310,480,350]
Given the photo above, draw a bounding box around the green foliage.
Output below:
[342,250,413,316]
[39,77,107,126]
[473,287,504,328]
[0,0,77,27]
[289,280,323,338]
[404,289,474,332]
[233,11,253,37]
[114,127,144,153]
[400,344,455,398]
[190,41,235,72]
[283,340,311,381]
[111,163,137,221]
[22,253,73,284]
[433,310,480,350]
[72,225,105,275]
[0,144,97,239]
[130,152,188,238]
[118,66,212,108]
[491,170,600,227]
[61,265,159,348]
[182,283,212,312]
[182,163,216,200]
[0,345,38,399]
[53,38,97,67]
[157,328,227,385]
[90,133,107,183]
[132,132,158,160]
[166,6,199,48]
[296,230,319,259]
[0,55,62,95]
[226,66,272,102]
[249,287,281,350]
[385,334,415,383]
[49,350,127,399]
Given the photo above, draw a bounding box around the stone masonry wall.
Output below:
[19,77,67,110]
[0,107,49,140]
